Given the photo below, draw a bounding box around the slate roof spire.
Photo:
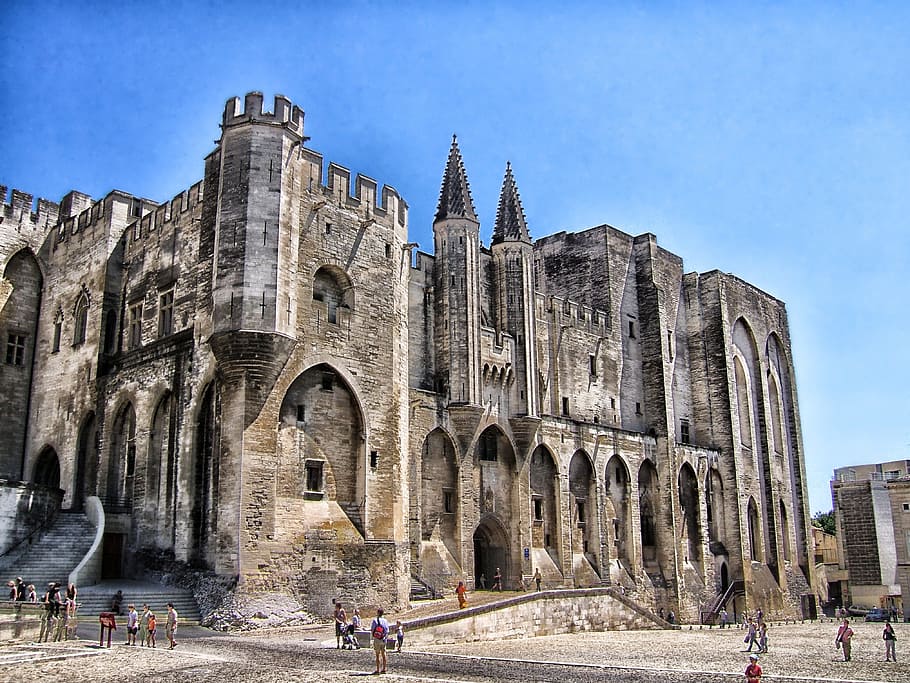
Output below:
[434,135,478,224]
[492,161,531,244]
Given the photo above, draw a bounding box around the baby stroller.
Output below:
[342,623,360,649]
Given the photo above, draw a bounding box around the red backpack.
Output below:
[371,620,387,640]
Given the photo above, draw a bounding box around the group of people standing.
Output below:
[333,601,404,675]
[834,617,898,663]
[7,579,82,643]
[120,602,179,650]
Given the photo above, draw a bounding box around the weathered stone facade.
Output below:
[0,91,813,619]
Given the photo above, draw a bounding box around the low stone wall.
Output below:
[0,480,62,556]
[404,588,669,645]
[0,601,43,642]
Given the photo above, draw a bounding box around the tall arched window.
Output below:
[73,290,90,345]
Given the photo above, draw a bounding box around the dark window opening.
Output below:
[628,320,635,338]
[296,404,306,423]
[610,397,616,409]
[680,418,690,444]
[321,373,333,391]
[73,296,89,345]
[576,499,586,525]
[635,402,642,415]
[52,319,62,353]
[305,460,324,492]
[129,302,143,349]
[370,450,378,468]
[5,333,25,365]
[545,533,551,547]
[385,243,391,259]
[533,497,543,522]
[325,221,332,235]
[589,354,597,376]
[479,433,498,461]
[158,289,174,338]
[443,489,455,514]
[562,396,569,416]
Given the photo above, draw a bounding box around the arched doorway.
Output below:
[720,561,730,591]
[529,445,559,563]
[605,454,632,568]
[33,447,60,489]
[193,382,221,563]
[473,516,510,590]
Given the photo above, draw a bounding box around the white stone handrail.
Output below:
[69,496,105,588]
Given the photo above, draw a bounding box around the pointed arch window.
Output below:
[52,308,64,353]
[73,290,90,345]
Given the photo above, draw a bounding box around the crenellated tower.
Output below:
[433,136,482,405]
[491,162,538,417]
[208,92,307,338]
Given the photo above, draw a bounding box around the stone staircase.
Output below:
[410,576,437,601]
[0,510,95,589]
[75,580,201,623]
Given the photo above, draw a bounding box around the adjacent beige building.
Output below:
[831,460,910,618]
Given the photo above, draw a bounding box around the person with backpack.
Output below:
[370,607,390,675]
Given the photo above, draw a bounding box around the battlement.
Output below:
[320,160,407,226]
[0,185,59,232]
[222,92,305,137]
[536,293,608,333]
[125,180,204,250]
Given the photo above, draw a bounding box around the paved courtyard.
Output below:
[1,619,907,682]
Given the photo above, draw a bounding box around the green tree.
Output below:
[812,509,836,535]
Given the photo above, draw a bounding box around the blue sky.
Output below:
[2,1,908,514]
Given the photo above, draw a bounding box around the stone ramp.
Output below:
[393,587,670,645]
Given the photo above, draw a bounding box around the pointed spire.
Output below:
[434,135,478,224]
[492,161,531,244]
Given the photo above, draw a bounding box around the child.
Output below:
[395,620,404,652]
[147,612,157,648]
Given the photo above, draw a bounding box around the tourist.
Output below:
[166,602,178,649]
[744,618,757,651]
[370,607,390,675]
[720,609,729,628]
[126,604,139,645]
[65,592,78,640]
[667,610,676,625]
[836,618,854,661]
[139,604,151,647]
[883,620,897,661]
[111,589,123,615]
[492,567,502,591]
[744,653,762,682]
[534,568,542,592]
[147,611,157,647]
[6,580,16,601]
[757,622,768,653]
[479,573,487,590]
[26,584,37,602]
[334,601,347,649]
[16,577,26,601]
[755,607,763,625]
[456,580,468,609]
[351,607,362,632]
[38,583,55,642]
[395,620,404,652]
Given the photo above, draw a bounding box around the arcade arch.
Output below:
[33,446,60,490]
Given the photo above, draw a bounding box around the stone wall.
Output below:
[404,588,665,645]
[0,480,62,555]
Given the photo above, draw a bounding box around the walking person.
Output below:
[395,620,404,652]
[757,622,768,653]
[744,653,762,682]
[492,567,502,592]
[744,618,757,651]
[883,620,897,661]
[139,604,150,647]
[836,618,854,661]
[370,607,390,675]
[720,608,729,628]
[166,602,178,649]
[534,568,542,592]
[147,612,157,648]
[456,580,468,609]
[334,601,347,649]
[126,604,139,645]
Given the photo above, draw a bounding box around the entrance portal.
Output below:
[473,517,510,590]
